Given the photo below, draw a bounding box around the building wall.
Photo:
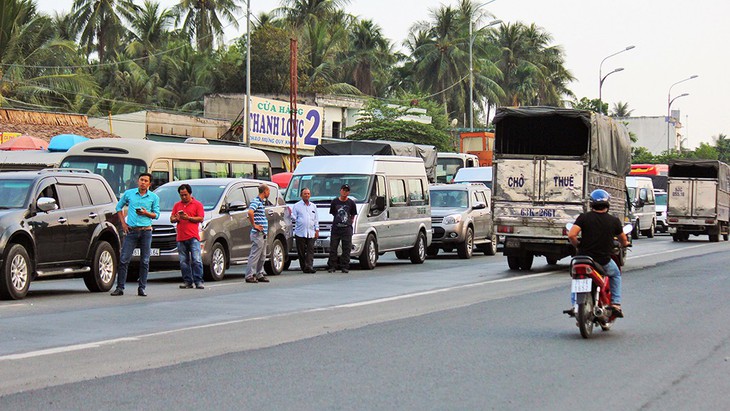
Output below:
[89,111,147,139]
[89,111,230,140]
[617,116,679,155]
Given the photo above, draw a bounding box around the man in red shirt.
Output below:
[170,184,205,289]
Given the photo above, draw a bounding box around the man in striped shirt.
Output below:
[245,184,271,283]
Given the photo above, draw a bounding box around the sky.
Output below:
[35,0,729,149]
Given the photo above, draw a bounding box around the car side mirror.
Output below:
[37,197,58,212]
[472,201,486,210]
[227,200,247,212]
[374,196,386,211]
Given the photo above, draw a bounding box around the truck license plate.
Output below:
[133,248,160,257]
[505,238,520,248]
[571,278,592,293]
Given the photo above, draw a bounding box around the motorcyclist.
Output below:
[566,189,630,317]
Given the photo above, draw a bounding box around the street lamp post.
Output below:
[666,75,698,151]
[469,0,500,131]
[244,0,251,146]
[599,67,624,113]
[598,45,635,114]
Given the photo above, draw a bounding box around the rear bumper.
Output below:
[502,236,574,258]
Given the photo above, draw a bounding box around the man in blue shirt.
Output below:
[111,173,160,297]
[291,187,319,273]
[245,184,271,283]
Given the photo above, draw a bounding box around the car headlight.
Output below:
[443,214,462,225]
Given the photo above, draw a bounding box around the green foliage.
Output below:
[346,98,452,151]
[572,97,607,114]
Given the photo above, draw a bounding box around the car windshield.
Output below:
[0,179,32,209]
[61,155,147,198]
[430,190,468,208]
[656,193,667,206]
[285,174,372,204]
[155,184,226,211]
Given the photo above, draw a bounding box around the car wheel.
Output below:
[409,231,427,264]
[359,234,378,270]
[283,258,292,271]
[485,233,498,256]
[84,241,117,292]
[644,220,655,238]
[265,238,286,276]
[395,250,410,260]
[426,245,439,256]
[204,242,227,281]
[0,244,31,300]
[457,227,474,259]
[632,220,640,239]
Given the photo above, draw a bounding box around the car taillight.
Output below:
[705,219,715,224]
[497,225,514,234]
[668,217,678,223]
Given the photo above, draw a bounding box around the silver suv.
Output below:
[428,183,496,258]
[140,178,292,280]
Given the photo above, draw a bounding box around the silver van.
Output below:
[285,155,432,269]
[626,176,657,238]
[429,183,497,258]
[453,166,493,189]
[141,178,292,279]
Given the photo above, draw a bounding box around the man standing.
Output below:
[328,184,357,273]
[111,173,160,297]
[171,184,205,289]
[245,184,271,283]
[291,187,319,273]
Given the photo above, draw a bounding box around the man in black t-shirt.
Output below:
[567,189,630,317]
[328,184,358,273]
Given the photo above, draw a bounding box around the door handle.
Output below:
[89,213,98,218]
[58,217,67,224]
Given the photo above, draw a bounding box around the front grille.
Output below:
[431,217,443,225]
[152,225,178,251]
[319,222,332,232]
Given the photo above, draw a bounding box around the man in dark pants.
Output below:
[111,173,160,297]
[292,187,319,273]
[327,184,357,273]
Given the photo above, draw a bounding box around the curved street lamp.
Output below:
[469,0,500,131]
[598,67,624,114]
[667,75,698,151]
[598,45,635,112]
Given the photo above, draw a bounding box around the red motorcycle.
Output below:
[567,224,632,338]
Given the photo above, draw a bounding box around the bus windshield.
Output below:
[61,156,147,198]
[285,174,372,204]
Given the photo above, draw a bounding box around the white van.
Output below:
[453,166,493,189]
[285,155,432,269]
[626,176,657,238]
[436,152,479,183]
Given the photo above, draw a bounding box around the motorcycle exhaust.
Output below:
[593,306,606,317]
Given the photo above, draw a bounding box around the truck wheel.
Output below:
[264,238,286,276]
[456,227,474,259]
[672,234,678,242]
[519,254,534,270]
[0,244,31,300]
[546,256,558,265]
[507,256,520,270]
[645,221,655,238]
[358,234,378,269]
[724,234,729,241]
[409,231,427,264]
[84,241,117,292]
[204,242,227,281]
[709,234,720,243]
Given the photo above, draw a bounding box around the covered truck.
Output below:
[492,107,631,270]
[314,140,437,183]
[667,159,730,242]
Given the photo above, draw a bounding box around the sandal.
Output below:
[611,305,624,318]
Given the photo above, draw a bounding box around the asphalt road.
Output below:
[1,234,729,409]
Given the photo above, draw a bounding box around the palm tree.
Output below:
[342,19,394,96]
[1,0,98,110]
[275,0,351,29]
[610,101,634,117]
[172,0,242,53]
[126,0,175,71]
[71,0,140,62]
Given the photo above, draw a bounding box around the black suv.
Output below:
[0,169,123,300]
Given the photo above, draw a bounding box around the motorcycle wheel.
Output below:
[577,294,594,339]
[600,322,613,331]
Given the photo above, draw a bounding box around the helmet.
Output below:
[589,189,610,209]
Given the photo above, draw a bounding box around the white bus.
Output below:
[60,138,271,197]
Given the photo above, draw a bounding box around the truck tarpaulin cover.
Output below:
[493,106,631,176]
[669,159,730,191]
[314,140,437,182]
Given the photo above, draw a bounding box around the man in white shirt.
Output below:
[291,187,319,273]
